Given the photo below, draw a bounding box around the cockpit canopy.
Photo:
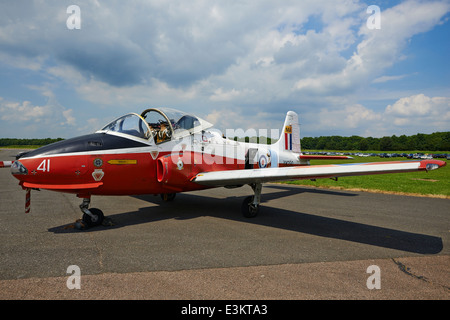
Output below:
[98,107,213,144]
[101,113,149,139]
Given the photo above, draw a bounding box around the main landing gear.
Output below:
[241,183,262,218]
[78,197,104,228]
[160,193,176,202]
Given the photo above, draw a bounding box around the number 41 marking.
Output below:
[37,159,50,172]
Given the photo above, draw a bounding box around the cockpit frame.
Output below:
[141,108,175,144]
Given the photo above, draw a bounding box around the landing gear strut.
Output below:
[160,193,176,202]
[79,197,104,228]
[241,183,262,218]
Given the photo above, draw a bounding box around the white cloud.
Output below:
[62,109,76,126]
[384,94,450,127]
[372,74,409,83]
[0,1,449,138]
[317,104,382,129]
[304,93,450,137]
[0,100,51,122]
[209,88,256,102]
[204,108,282,138]
[386,94,432,116]
[0,95,76,136]
[294,0,450,95]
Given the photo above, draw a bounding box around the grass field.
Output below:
[282,156,450,198]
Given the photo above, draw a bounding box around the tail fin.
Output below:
[275,111,301,153]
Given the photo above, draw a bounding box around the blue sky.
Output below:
[0,0,449,139]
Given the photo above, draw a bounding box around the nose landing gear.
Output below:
[78,197,104,228]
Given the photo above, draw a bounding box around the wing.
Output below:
[191,160,446,187]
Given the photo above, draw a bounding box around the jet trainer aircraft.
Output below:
[1,107,446,227]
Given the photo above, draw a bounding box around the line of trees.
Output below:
[0,138,64,147]
[1,131,449,151]
[300,132,450,151]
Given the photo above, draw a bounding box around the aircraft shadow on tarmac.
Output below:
[49,185,443,255]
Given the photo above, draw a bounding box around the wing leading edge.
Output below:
[191,159,446,187]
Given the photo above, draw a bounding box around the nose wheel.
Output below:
[79,198,104,228]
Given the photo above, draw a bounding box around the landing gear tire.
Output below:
[82,208,104,227]
[161,193,176,202]
[242,196,259,218]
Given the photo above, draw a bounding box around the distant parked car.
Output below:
[433,154,446,158]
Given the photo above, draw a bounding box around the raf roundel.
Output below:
[258,154,267,168]
[93,158,103,167]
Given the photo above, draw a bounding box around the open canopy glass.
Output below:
[99,107,213,144]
